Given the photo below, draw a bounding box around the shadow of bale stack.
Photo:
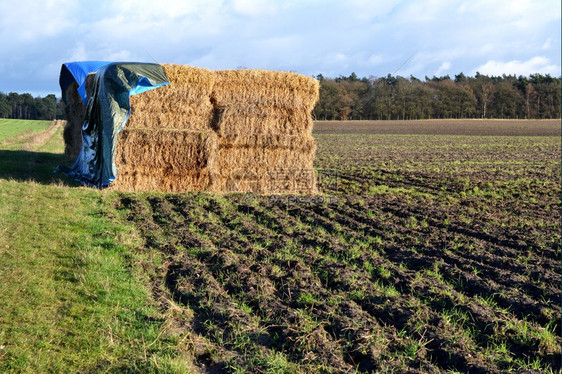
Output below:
[64,64,319,194]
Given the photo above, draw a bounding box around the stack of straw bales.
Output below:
[65,64,319,194]
[210,69,318,194]
[112,65,218,192]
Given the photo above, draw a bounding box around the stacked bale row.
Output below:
[66,64,319,194]
[112,65,218,192]
[210,69,318,194]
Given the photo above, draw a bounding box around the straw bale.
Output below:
[219,134,316,151]
[127,95,213,130]
[210,134,317,194]
[212,69,319,111]
[162,64,216,98]
[111,128,218,192]
[115,128,217,170]
[127,64,215,130]
[215,141,315,173]
[211,104,314,136]
[112,170,213,193]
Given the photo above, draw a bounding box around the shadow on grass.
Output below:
[0,150,80,186]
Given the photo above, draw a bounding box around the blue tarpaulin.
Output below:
[57,62,169,187]
[59,61,112,104]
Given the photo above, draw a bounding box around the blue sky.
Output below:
[0,0,560,97]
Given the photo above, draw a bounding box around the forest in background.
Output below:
[0,92,59,120]
[314,72,560,120]
[1,72,560,121]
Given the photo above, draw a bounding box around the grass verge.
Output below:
[0,181,190,373]
[0,119,189,372]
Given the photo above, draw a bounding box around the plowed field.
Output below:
[116,119,560,373]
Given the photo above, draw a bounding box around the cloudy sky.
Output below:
[0,0,560,97]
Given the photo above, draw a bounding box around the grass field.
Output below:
[0,119,560,373]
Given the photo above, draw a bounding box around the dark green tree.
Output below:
[0,93,10,118]
[490,80,522,119]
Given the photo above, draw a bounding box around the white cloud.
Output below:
[367,55,384,65]
[82,0,228,47]
[475,56,559,76]
[391,0,560,56]
[107,0,221,21]
[230,0,280,17]
[396,0,453,24]
[542,38,553,50]
[458,0,560,28]
[68,43,88,61]
[345,0,402,21]
[435,61,451,76]
[335,53,347,63]
[0,0,77,42]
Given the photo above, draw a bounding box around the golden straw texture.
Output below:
[127,64,215,130]
[210,134,317,194]
[212,69,319,111]
[211,105,314,136]
[111,128,218,192]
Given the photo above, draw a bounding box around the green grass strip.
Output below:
[0,181,188,373]
[0,119,51,142]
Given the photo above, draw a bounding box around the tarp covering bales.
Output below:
[60,61,112,105]
[59,62,319,193]
[58,62,169,186]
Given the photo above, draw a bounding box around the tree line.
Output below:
[1,72,560,121]
[313,72,560,120]
[0,92,63,120]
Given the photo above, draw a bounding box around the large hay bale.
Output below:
[111,128,218,192]
[127,64,215,130]
[211,105,314,137]
[218,134,316,150]
[212,69,319,111]
[216,166,316,194]
[210,134,317,194]
[206,70,318,193]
